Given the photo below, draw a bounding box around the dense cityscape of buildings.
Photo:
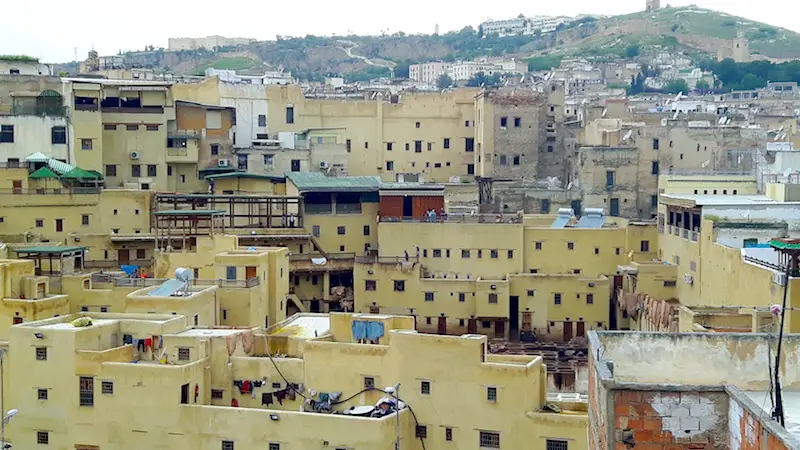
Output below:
[0,2,799,447]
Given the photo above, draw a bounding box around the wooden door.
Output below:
[55,218,63,232]
[563,321,573,342]
[437,316,447,335]
[576,321,586,337]
[118,249,130,265]
[494,320,505,338]
[467,318,478,334]
[245,266,257,280]
[12,180,22,194]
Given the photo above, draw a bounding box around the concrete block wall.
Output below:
[613,390,729,450]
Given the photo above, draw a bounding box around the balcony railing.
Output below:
[289,252,355,261]
[379,214,521,224]
[102,106,164,114]
[8,105,68,116]
[168,130,200,139]
[114,277,260,288]
[355,255,420,264]
[74,104,99,112]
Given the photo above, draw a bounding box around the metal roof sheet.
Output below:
[205,172,284,182]
[14,246,86,254]
[286,172,381,193]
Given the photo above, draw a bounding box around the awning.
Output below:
[28,167,59,179]
[25,152,50,163]
[61,167,100,180]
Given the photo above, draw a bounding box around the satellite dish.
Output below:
[701,160,710,169]
[622,130,633,141]
[672,111,679,120]
[784,168,793,178]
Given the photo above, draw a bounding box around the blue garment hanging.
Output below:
[352,320,367,340]
[365,321,385,340]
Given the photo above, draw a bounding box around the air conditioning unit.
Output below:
[319,161,330,169]
[129,151,140,160]
[588,282,595,288]
[684,273,694,285]
[773,272,787,286]
[218,159,230,167]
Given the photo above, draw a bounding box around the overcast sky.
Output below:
[3,0,797,63]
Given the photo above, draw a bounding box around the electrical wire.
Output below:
[261,334,307,399]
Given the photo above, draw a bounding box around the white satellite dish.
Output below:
[602,108,608,117]
[701,160,710,169]
[622,130,633,141]
[672,111,679,120]
[784,168,793,178]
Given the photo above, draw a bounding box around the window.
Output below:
[651,195,658,208]
[81,138,93,150]
[285,106,294,124]
[414,140,422,152]
[268,444,280,450]
[312,225,320,237]
[104,124,117,131]
[364,141,369,149]
[573,269,581,275]
[263,154,274,167]
[540,199,550,214]
[424,292,434,302]
[38,389,48,400]
[125,124,138,131]
[445,427,453,441]
[458,293,466,302]
[663,280,677,287]
[419,380,431,395]
[211,389,224,399]
[465,137,475,152]
[513,155,520,165]
[51,126,67,144]
[640,240,650,252]
[606,170,615,188]
[500,117,508,127]
[547,145,554,152]
[364,377,375,389]
[554,294,562,305]
[147,165,157,177]
[178,348,191,361]
[487,387,497,402]
[489,249,498,259]
[615,248,621,255]
[393,280,405,292]
[461,249,470,258]
[79,376,94,406]
[131,165,141,177]
[651,161,659,175]
[535,242,542,250]
[365,280,376,291]
[425,317,432,325]
[415,425,427,439]
[514,117,521,127]
[258,114,267,127]
[500,155,507,166]
[36,347,47,360]
[337,226,346,235]
[100,307,108,313]
[527,290,535,297]
[587,294,594,305]
[37,431,49,445]
[480,431,501,448]
[385,142,393,151]
[81,214,89,226]
[427,142,432,151]
[105,164,117,177]
[467,164,475,175]
[225,266,237,280]
[0,125,14,143]
[146,124,159,131]
[488,293,498,304]
[546,439,569,450]
[652,138,660,150]
[477,250,483,258]
[594,247,600,255]
[101,381,114,394]
[567,242,575,250]
[465,120,470,127]
[386,161,394,171]
[222,441,235,450]
[136,249,146,259]
[211,144,220,156]
[443,138,450,149]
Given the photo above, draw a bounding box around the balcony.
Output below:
[168,130,200,139]
[355,255,420,264]
[666,225,698,242]
[102,106,164,114]
[7,105,68,116]
[166,140,199,163]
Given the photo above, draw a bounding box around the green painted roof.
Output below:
[14,246,87,254]
[286,172,380,193]
[61,167,100,180]
[28,167,59,180]
[769,239,800,251]
[153,209,226,216]
[205,172,285,182]
[379,182,445,191]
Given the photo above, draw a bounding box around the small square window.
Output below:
[615,248,621,255]
[178,348,191,361]
[514,117,521,127]
[487,387,497,402]
[146,125,159,131]
[567,242,575,250]
[268,444,280,450]
[363,225,370,236]
[423,249,428,258]
[477,250,483,258]
[527,290,535,296]
[37,431,49,445]
[100,307,108,313]
[425,317,432,325]
[490,249,498,259]
[126,125,138,131]
[365,280,376,291]
[424,292,434,302]
[640,240,650,252]
[433,249,442,258]
[458,293,466,302]
[222,441,235,450]
[81,214,90,226]
[488,293,498,304]
[535,242,542,250]
[35,219,44,228]
[102,381,114,394]
[573,269,581,275]
[36,347,47,361]
[415,121,421,128]
[393,280,405,292]
[481,432,501,449]
[81,138,93,150]
[554,294,562,305]
[594,247,600,255]
[37,389,48,400]
[546,439,568,450]
[104,124,117,131]
[482,321,491,328]
[337,226,346,235]
[507,250,514,259]
[420,380,430,395]
[211,144,220,156]
[211,389,224,399]
[461,249,470,258]
[415,425,427,439]
[364,377,375,389]
[445,427,453,441]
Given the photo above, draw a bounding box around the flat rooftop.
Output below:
[37,318,117,330]
[745,391,800,440]
[661,194,779,206]
[174,328,247,337]
[267,314,330,339]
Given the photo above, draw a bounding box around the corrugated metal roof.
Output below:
[206,172,284,182]
[14,246,86,254]
[379,182,446,191]
[61,77,173,86]
[24,152,75,175]
[286,172,381,193]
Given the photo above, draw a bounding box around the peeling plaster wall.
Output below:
[595,332,800,391]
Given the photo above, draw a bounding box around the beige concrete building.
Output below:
[167,35,256,51]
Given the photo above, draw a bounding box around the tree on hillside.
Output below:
[664,79,689,94]
[466,72,502,87]
[695,79,710,92]
[625,45,641,58]
[629,73,646,95]
[437,74,454,89]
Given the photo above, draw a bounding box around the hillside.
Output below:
[72,6,800,80]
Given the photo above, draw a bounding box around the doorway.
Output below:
[610,198,620,217]
[118,249,130,265]
[494,320,505,338]
[402,196,413,217]
[245,266,257,280]
[55,218,63,232]
[467,318,478,334]
[437,316,447,335]
[12,180,22,194]
[509,296,519,340]
[180,383,189,404]
[310,300,321,313]
[576,321,586,337]
[563,321,573,342]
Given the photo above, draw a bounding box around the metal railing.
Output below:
[379,214,521,224]
[74,104,98,112]
[114,277,260,288]
[289,252,355,261]
[663,169,755,176]
[8,105,67,116]
[355,255,420,264]
[102,106,164,114]
[167,130,200,139]
[0,187,101,195]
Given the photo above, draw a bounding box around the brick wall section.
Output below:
[612,390,729,450]
[729,394,790,450]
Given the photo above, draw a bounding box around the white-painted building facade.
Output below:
[0,115,70,164]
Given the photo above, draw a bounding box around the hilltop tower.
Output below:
[645,0,660,11]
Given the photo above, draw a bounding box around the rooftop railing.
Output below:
[379,214,521,224]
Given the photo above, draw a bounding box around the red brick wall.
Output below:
[612,390,729,450]
[730,395,790,450]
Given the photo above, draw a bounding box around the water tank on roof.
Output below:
[175,267,194,281]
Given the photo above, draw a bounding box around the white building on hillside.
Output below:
[481,15,571,37]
